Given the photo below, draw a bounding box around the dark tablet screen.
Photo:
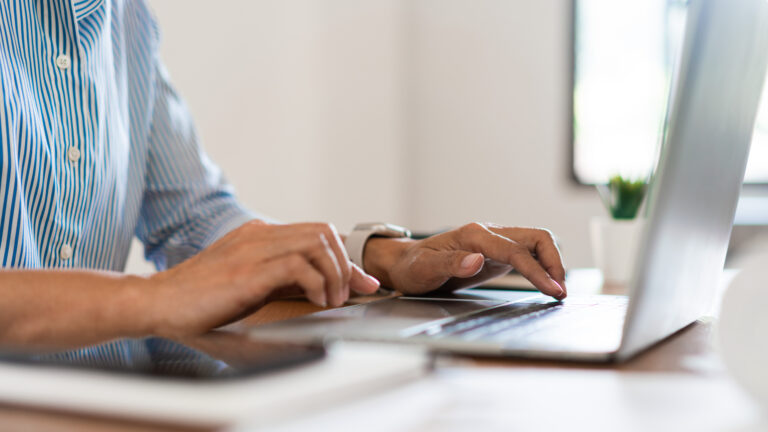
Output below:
[0,332,325,381]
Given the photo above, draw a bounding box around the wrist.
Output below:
[363,237,413,288]
[113,274,158,338]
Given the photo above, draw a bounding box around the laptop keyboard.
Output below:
[412,296,628,343]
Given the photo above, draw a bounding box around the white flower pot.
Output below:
[590,217,645,285]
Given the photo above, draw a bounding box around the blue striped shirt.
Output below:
[0,0,255,273]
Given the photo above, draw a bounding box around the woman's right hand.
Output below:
[145,221,380,339]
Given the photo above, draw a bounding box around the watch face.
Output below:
[355,223,411,238]
[354,223,386,231]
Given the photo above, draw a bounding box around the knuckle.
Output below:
[323,224,342,244]
[467,222,486,231]
[461,222,486,235]
[307,223,338,241]
[310,232,329,249]
[323,222,338,235]
[537,228,555,241]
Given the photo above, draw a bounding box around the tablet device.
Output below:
[0,332,325,381]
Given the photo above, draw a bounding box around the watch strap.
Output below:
[344,223,411,269]
[345,228,377,269]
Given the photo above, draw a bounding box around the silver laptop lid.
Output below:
[617,0,768,360]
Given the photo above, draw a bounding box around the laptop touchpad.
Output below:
[249,298,510,343]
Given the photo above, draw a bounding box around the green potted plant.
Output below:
[590,175,648,285]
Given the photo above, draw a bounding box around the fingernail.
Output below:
[365,274,380,288]
[461,253,484,270]
[550,279,566,299]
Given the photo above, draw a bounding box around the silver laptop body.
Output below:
[249,0,768,362]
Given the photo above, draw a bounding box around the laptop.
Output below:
[249,0,768,362]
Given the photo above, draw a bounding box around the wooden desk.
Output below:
[0,273,737,431]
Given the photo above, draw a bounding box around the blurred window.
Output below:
[572,0,768,184]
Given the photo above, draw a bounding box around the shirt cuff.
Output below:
[200,204,268,249]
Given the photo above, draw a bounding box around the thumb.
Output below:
[448,251,485,278]
[349,264,381,295]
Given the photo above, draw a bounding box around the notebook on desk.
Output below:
[249,0,768,362]
[0,337,428,427]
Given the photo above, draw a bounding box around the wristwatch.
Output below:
[344,223,412,269]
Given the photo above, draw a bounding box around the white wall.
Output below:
[127,0,604,273]
[147,0,408,227]
[404,0,603,269]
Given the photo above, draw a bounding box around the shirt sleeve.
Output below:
[135,60,260,270]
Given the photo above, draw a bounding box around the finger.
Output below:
[458,224,566,299]
[450,251,485,278]
[307,223,352,298]
[532,231,567,292]
[271,223,353,299]
[414,249,486,281]
[508,251,566,300]
[306,234,345,307]
[247,232,345,306]
[489,227,567,292]
[322,224,352,301]
[349,263,381,295]
[255,254,327,307]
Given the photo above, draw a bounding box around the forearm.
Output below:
[0,270,154,349]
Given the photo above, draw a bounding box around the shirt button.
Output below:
[67,147,81,163]
[59,244,73,260]
[56,54,70,70]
